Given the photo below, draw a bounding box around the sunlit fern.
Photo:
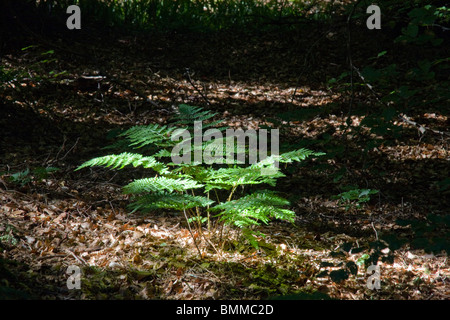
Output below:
[76,104,324,249]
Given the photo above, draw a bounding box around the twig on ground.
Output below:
[60,137,80,161]
[182,199,202,258]
[371,222,379,241]
[65,249,88,265]
[184,68,211,106]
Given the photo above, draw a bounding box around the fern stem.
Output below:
[182,204,202,258]
[227,185,237,202]
[219,222,226,251]
[211,189,222,234]
[191,189,203,231]
[214,189,220,203]
[207,191,211,232]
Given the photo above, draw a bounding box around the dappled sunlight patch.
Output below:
[1,174,449,299]
[379,144,449,161]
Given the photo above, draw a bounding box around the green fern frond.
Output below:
[172,104,223,130]
[75,152,166,171]
[204,119,227,131]
[242,228,264,249]
[76,104,324,248]
[251,149,324,168]
[173,104,216,123]
[129,192,214,212]
[123,176,203,194]
[204,166,284,191]
[278,148,325,163]
[153,149,173,158]
[121,124,178,149]
[211,190,295,228]
[169,136,247,165]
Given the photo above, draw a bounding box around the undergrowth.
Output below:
[35,0,339,32]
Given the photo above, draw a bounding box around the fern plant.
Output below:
[333,188,379,211]
[76,104,324,253]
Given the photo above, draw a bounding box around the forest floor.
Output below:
[1,20,449,300]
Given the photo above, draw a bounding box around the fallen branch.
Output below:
[65,249,88,265]
[398,114,450,137]
[184,68,211,106]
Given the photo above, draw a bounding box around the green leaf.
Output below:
[356,254,370,267]
[211,190,294,228]
[121,124,178,149]
[123,177,203,194]
[377,50,387,58]
[129,192,214,212]
[76,152,165,171]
